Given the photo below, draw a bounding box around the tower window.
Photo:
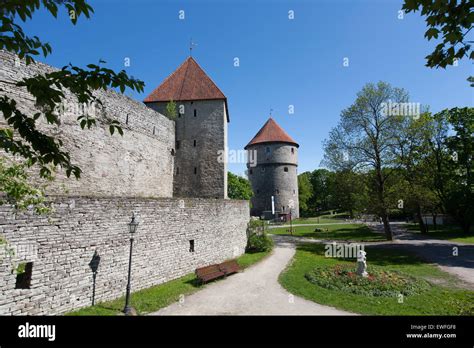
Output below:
[276,189,279,194]
[266,147,271,154]
[291,148,294,154]
[293,189,296,194]
[194,109,197,117]
[153,126,155,135]
[176,167,180,175]
[249,169,253,175]
[176,140,180,149]
[15,262,33,289]
[284,167,288,172]
[189,240,195,252]
[194,167,197,174]
[256,189,260,194]
[171,149,175,156]
[282,206,285,211]
[193,140,196,147]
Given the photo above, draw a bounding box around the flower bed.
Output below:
[305,264,430,297]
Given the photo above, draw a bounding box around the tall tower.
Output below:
[144,57,229,198]
[245,117,299,219]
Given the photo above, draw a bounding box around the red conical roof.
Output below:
[245,117,298,149]
[144,56,226,103]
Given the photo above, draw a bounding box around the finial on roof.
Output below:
[189,38,198,57]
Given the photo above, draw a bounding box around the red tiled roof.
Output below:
[245,117,298,149]
[144,56,226,103]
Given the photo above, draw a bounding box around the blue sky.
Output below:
[22,0,473,176]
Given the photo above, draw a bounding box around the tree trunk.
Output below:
[375,163,392,240]
[432,212,437,231]
[416,204,427,234]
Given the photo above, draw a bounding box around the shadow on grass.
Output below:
[296,242,426,267]
[184,277,202,288]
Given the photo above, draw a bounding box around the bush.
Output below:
[305,264,430,297]
[246,233,273,253]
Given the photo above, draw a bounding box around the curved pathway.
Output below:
[151,239,353,315]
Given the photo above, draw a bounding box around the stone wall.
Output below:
[0,196,249,315]
[0,50,175,198]
[147,100,228,199]
[247,143,299,218]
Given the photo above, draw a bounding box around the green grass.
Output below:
[279,243,474,315]
[282,213,349,225]
[406,224,474,244]
[269,223,386,242]
[66,250,271,316]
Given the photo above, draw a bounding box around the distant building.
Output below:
[245,117,299,219]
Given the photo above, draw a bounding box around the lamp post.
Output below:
[123,212,139,316]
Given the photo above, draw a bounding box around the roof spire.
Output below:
[269,107,273,117]
[189,38,197,57]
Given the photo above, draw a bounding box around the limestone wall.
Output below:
[0,196,249,315]
[0,50,175,198]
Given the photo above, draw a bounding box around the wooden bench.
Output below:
[218,260,240,276]
[195,260,240,284]
[195,264,225,284]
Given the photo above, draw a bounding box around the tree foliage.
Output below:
[165,99,177,120]
[297,172,312,216]
[322,82,409,240]
[402,0,474,84]
[0,158,50,214]
[0,0,145,180]
[228,172,253,200]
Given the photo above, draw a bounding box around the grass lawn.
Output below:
[281,213,349,225]
[279,243,474,315]
[66,249,271,316]
[269,223,386,242]
[407,224,474,244]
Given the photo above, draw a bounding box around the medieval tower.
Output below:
[245,117,299,219]
[144,57,228,199]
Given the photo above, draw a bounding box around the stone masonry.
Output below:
[0,197,248,315]
[0,50,175,198]
[0,52,249,315]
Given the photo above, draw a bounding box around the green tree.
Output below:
[395,112,441,233]
[228,172,253,200]
[441,107,474,233]
[0,0,144,180]
[0,158,50,214]
[402,0,474,85]
[322,82,409,240]
[165,99,177,120]
[331,169,369,218]
[297,172,313,217]
[308,168,334,213]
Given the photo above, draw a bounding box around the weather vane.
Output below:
[269,107,274,116]
[189,38,198,57]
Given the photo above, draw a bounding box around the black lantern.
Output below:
[128,213,139,234]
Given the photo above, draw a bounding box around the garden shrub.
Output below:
[305,264,430,297]
[246,233,273,253]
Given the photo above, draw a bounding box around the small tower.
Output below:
[144,57,229,198]
[245,117,299,219]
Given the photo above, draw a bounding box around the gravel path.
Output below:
[150,239,353,315]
